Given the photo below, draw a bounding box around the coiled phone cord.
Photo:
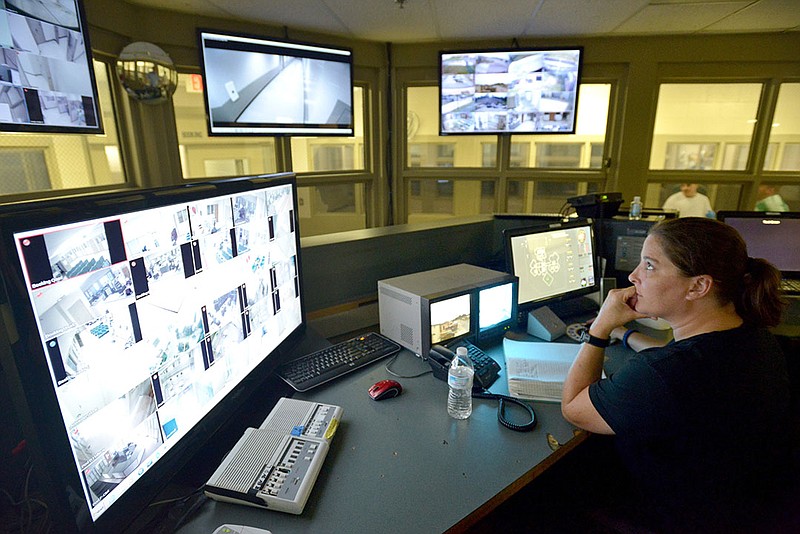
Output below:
[472,390,537,432]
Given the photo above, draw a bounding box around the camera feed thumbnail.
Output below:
[441,49,581,134]
[14,183,302,517]
[430,293,471,345]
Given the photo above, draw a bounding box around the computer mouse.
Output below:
[368,379,402,401]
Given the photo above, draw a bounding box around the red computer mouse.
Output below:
[368,379,402,401]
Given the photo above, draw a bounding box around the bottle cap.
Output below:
[456,346,468,356]
[633,196,641,202]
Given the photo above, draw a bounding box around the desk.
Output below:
[175,333,591,534]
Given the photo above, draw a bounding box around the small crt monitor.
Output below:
[378,263,517,357]
[503,218,599,320]
[476,279,518,341]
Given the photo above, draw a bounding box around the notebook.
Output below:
[717,211,800,296]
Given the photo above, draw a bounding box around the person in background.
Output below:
[561,217,792,532]
[755,184,790,212]
[662,183,714,217]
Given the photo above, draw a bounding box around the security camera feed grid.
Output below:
[440,49,581,134]
[510,224,596,306]
[0,0,100,131]
[14,183,301,520]
[430,293,471,345]
[200,31,352,135]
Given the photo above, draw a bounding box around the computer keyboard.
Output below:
[278,332,402,392]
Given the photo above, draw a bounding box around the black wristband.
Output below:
[586,334,610,348]
[622,328,637,349]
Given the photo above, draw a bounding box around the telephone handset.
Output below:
[427,340,500,390]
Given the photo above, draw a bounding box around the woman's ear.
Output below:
[686,274,713,300]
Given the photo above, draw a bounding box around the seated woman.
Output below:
[562,217,793,532]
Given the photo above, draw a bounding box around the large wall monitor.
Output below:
[504,218,598,318]
[439,47,582,135]
[0,0,102,133]
[0,173,305,532]
[198,29,354,136]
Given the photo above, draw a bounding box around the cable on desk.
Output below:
[384,352,433,379]
[472,391,537,432]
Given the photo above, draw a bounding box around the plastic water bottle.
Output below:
[447,346,474,419]
[629,195,642,220]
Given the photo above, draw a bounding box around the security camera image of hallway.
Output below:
[205,48,351,126]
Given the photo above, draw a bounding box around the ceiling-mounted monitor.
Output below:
[198,29,354,136]
[439,47,582,135]
[0,0,102,134]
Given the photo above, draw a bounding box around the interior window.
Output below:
[650,83,761,170]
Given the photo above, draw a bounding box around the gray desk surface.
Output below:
[176,334,592,534]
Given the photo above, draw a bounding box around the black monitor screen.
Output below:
[504,219,598,310]
[0,0,102,133]
[0,173,304,530]
[717,211,800,274]
[198,29,353,136]
[439,47,582,135]
[430,292,471,346]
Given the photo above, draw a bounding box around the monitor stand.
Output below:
[526,297,599,341]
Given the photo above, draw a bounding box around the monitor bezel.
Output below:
[0,0,104,135]
[438,45,584,136]
[197,28,355,137]
[0,172,306,533]
[503,217,599,313]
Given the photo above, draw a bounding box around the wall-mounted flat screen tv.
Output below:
[198,29,354,136]
[0,0,102,133]
[439,47,582,135]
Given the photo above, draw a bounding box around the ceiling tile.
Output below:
[317,0,440,42]
[612,2,752,33]
[703,0,800,32]
[431,0,532,42]
[525,0,651,37]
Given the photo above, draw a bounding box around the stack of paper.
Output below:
[502,338,581,402]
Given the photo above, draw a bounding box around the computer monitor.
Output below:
[717,211,800,274]
[197,28,354,136]
[503,218,599,324]
[0,172,306,532]
[378,264,517,357]
[0,0,102,134]
[439,46,583,135]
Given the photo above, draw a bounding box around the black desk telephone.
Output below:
[428,339,500,390]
